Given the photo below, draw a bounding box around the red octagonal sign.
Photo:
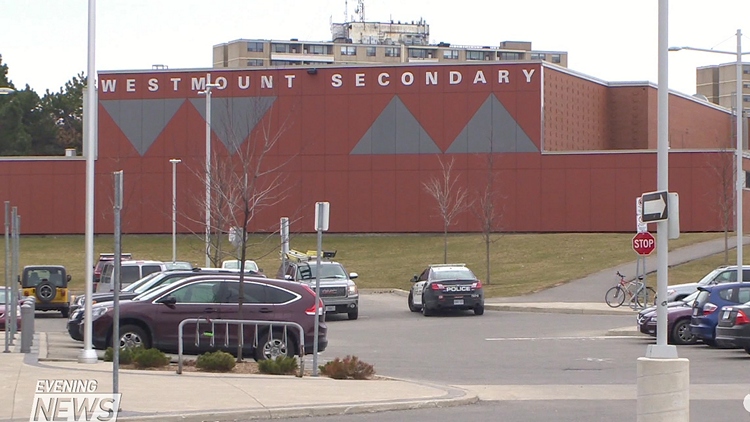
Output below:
[633,232,656,255]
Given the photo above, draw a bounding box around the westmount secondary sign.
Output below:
[98,65,540,96]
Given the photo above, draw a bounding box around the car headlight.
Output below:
[90,306,110,321]
[348,283,358,296]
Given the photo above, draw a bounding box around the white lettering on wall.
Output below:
[100,80,117,92]
[331,74,343,87]
[285,74,296,88]
[170,78,181,91]
[473,70,487,84]
[355,73,365,87]
[378,73,390,86]
[215,77,228,89]
[261,75,273,89]
[401,72,414,86]
[523,68,536,83]
[238,76,250,90]
[147,78,158,92]
[498,70,510,84]
[449,71,462,85]
[192,77,206,91]
[425,71,438,85]
[126,79,136,92]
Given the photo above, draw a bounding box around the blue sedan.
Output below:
[689,282,750,346]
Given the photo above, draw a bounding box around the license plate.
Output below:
[454,299,464,305]
[325,305,336,312]
[722,310,731,320]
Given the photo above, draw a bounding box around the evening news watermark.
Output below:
[30,379,121,422]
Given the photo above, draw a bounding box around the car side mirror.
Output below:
[349,272,358,279]
[411,275,418,283]
[156,296,177,306]
[66,275,72,282]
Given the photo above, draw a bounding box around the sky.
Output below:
[3,0,750,96]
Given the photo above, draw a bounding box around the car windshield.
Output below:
[132,282,176,302]
[298,263,347,280]
[122,272,160,293]
[696,269,723,286]
[682,290,700,304]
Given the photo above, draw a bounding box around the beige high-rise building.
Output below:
[696,62,750,109]
[213,19,568,69]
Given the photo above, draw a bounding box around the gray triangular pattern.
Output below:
[189,97,276,154]
[351,96,440,155]
[446,94,539,153]
[101,99,185,156]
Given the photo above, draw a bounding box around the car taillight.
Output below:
[430,283,445,290]
[703,303,717,315]
[472,280,482,289]
[736,310,750,325]
[305,298,324,316]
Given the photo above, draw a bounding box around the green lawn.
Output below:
[0,232,732,298]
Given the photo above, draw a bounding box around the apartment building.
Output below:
[696,62,750,109]
[213,19,568,69]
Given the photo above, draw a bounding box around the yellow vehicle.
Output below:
[19,265,71,317]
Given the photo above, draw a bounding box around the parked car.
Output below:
[221,259,261,273]
[666,265,750,302]
[96,260,169,292]
[715,302,750,352]
[278,250,359,320]
[93,253,132,284]
[0,287,22,330]
[689,282,750,346]
[637,291,700,345]
[19,265,71,317]
[408,264,484,316]
[86,274,327,361]
[68,268,261,341]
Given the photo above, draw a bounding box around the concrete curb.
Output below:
[483,303,637,316]
[116,383,478,422]
[607,325,651,338]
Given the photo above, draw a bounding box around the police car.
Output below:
[408,264,484,316]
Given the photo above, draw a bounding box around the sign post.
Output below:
[312,202,330,377]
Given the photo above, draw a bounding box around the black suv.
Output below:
[67,268,262,341]
[408,264,484,316]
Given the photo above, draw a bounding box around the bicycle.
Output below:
[605,271,656,309]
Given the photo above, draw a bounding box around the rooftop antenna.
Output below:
[355,0,365,22]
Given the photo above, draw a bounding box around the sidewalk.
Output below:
[0,338,476,422]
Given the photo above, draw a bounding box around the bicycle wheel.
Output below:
[605,286,625,308]
[635,286,657,308]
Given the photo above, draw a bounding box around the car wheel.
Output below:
[36,281,57,304]
[117,324,150,349]
[474,304,484,316]
[670,319,697,345]
[254,330,295,361]
[408,292,421,312]
[61,307,69,318]
[421,295,434,317]
[347,308,359,320]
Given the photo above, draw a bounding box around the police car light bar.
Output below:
[285,249,337,263]
[429,263,466,267]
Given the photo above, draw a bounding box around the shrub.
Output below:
[196,351,236,372]
[257,356,299,375]
[103,346,138,365]
[318,355,375,380]
[132,348,170,368]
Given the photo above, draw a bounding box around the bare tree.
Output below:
[471,151,505,284]
[423,156,472,263]
[707,147,735,264]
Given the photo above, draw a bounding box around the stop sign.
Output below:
[632,232,656,255]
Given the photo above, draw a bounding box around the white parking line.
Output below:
[485,336,637,341]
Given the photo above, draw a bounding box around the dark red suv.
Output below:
[89,274,326,361]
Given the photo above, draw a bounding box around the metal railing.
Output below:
[176,318,305,376]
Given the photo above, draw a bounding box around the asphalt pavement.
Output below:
[1,236,748,422]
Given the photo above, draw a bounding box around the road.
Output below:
[33,292,750,420]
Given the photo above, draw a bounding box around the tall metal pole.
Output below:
[204,79,213,268]
[112,171,123,394]
[647,0,677,359]
[3,201,9,353]
[736,29,744,283]
[79,0,98,363]
[170,159,181,263]
[312,221,322,377]
[10,210,18,339]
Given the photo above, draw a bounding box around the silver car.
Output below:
[666,266,750,302]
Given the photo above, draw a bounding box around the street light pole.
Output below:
[669,29,748,284]
[169,159,181,263]
[198,79,219,268]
